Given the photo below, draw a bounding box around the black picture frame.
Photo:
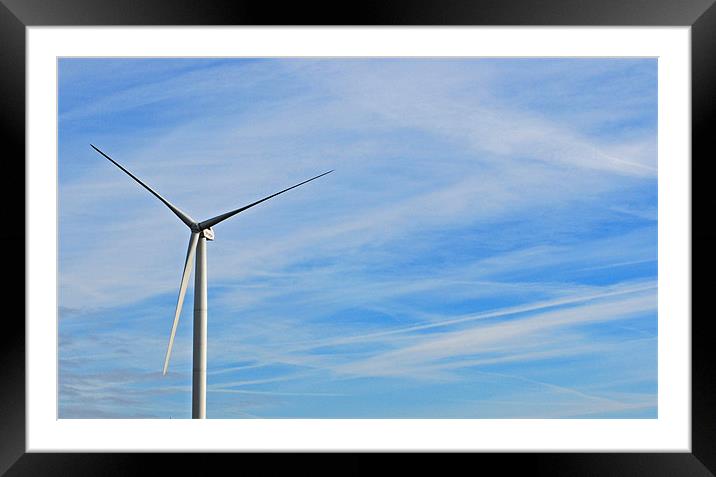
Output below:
[3,0,713,474]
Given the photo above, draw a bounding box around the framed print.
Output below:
[4,0,714,474]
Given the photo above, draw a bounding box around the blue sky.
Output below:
[58,58,657,418]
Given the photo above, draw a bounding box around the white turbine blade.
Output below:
[197,170,333,230]
[90,144,197,229]
[163,232,199,375]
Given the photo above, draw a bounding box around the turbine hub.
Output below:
[200,228,214,241]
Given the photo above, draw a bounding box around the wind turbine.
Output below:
[91,144,332,419]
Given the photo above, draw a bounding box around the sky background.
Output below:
[58,58,657,419]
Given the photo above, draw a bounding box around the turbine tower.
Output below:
[91,144,332,419]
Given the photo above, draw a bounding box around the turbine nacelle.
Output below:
[189,222,214,239]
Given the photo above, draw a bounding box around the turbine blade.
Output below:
[162,232,199,375]
[90,144,197,229]
[198,170,334,230]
